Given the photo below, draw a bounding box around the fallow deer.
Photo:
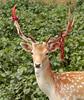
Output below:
[11,5,84,100]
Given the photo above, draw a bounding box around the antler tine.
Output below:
[61,18,74,38]
[66,18,74,33]
[46,35,53,43]
[27,35,36,43]
[62,9,74,38]
[12,4,36,43]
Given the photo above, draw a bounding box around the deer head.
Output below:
[11,5,74,70]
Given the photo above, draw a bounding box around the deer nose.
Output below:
[35,64,41,68]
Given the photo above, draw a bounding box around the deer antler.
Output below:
[11,4,36,43]
[47,11,74,60]
[60,18,74,60]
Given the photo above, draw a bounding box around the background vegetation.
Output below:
[0,0,84,100]
[30,0,76,5]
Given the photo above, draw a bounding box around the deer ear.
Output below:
[47,42,60,52]
[20,42,32,53]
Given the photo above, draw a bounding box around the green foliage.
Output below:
[0,1,84,100]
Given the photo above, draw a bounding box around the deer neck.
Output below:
[34,58,56,97]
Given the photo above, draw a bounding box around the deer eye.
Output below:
[46,52,48,55]
[31,52,33,55]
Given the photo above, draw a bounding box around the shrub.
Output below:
[0,1,84,100]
